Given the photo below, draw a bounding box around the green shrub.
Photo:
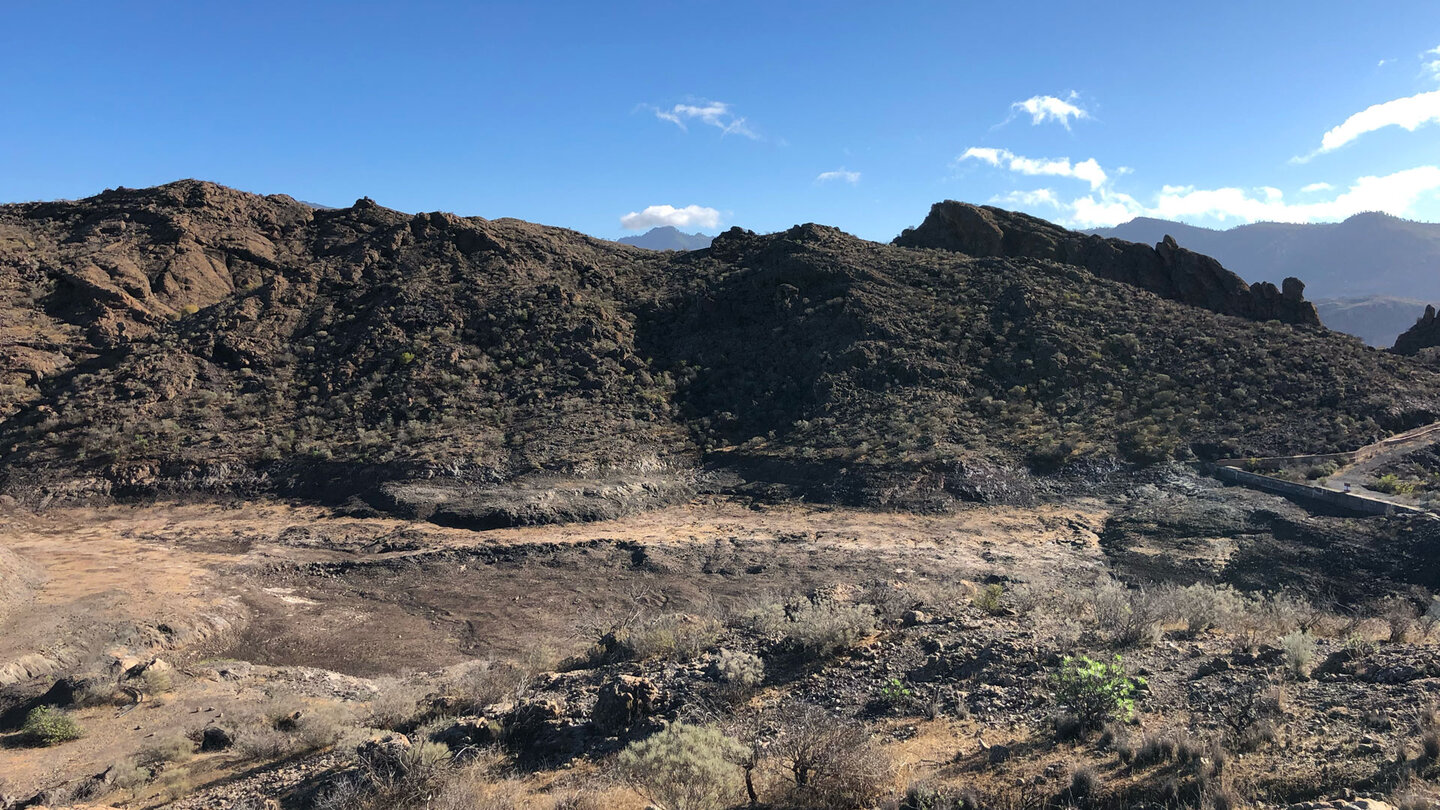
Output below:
[1050,655,1144,730]
[22,706,85,746]
[616,722,746,810]
[973,584,1005,616]
[1372,473,1418,495]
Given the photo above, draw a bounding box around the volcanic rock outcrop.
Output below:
[894,201,1320,326]
[1392,304,1440,355]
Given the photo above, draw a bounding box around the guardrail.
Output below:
[1209,465,1429,517]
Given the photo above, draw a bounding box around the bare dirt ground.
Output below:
[0,496,1109,800]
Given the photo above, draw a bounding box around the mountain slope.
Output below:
[616,226,714,251]
[1090,212,1440,302]
[1,182,1437,520]
[1315,296,1429,347]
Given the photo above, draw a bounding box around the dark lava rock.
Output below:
[895,201,1320,326]
[1394,303,1440,355]
[200,725,234,751]
[592,675,661,735]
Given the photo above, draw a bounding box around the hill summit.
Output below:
[616,226,714,251]
[0,181,1434,523]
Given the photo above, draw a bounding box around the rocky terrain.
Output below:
[1,183,1437,526]
[6,182,1440,810]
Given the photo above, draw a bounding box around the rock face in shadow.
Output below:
[1392,304,1440,355]
[893,201,1320,327]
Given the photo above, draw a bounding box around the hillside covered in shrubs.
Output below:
[0,181,1437,520]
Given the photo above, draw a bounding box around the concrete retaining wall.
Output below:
[1210,465,1424,517]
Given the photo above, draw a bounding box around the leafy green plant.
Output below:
[1372,474,1418,495]
[1050,655,1144,730]
[876,678,913,711]
[22,706,85,746]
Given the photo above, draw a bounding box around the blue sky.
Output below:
[2,2,1439,241]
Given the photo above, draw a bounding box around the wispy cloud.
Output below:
[1300,182,1334,193]
[1009,93,1090,129]
[815,168,861,184]
[992,189,1061,208]
[1426,45,1440,80]
[1295,89,1440,160]
[620,204,722,231]
[649,100,759,139]
[959,147,1107,190]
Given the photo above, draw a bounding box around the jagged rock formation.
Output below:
[0,182,1434,520]
[1392,304,1440,355]
[894,201,1320,326]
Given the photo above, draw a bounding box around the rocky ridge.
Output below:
[894,201,1320,326]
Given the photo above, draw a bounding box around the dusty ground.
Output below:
[0,495,1108,800]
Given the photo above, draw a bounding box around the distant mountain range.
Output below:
[617,226,714,251]
[1089,213,1440,346]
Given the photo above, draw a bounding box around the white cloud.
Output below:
[815,168,861,184]
[991,189,1061,208]
[620,204,722,231]
[1426,45,1440,80]
[651,100,758,139]
[1298,89,1440,159]
[986,166,1440,229]
[1148,166,1440,224]
[1010,93,1090,129]
[1069,193,1143,228]
[958,147,1108,190]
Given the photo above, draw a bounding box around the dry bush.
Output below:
[628,612,724,662]
[141,666,175,695]
[108,758,152,790]
[366,678,425,730]
[860,580,915,622]
[234,695,353,760]
[771,704,893,809]
[137,731,195,766]
[1160,583,1247,634]
[785,601,877,656]
[1216,681,1286,752]
[1087,580,1165,647]
[319,739,457,810]
[740,596,876,656]
[447,659,534,711]
[1279,630,1316,678]
[616,721,747,810]
[550,791,607,810]
[585,611,724,666]
[715,649,764,684]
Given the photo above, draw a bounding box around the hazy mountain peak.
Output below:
[616,226,714,251]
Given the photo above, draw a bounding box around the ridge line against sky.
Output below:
[2,2,1439,241]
